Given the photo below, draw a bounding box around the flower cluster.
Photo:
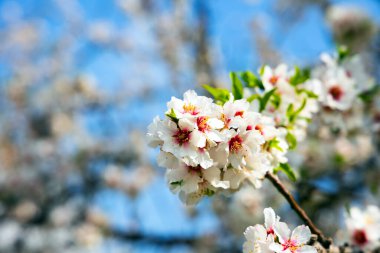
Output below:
[312,51,375,111]
[243,207,316,253]
[342,205,380,251]
[257,64,320,142]
[147,90,288,204]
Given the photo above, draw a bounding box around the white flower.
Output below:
[313,53,358,111]
[165,158,229,202]
[159,118,214,168]
[271,223,316,253]
[243,208,281,253]
[243,224,274,253]
[344,205,380,250]
[222,97,251,129]
[261,64,290,92]
[166,90,220,119]
[215,128,265,170]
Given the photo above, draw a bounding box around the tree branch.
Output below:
[265,172,332,249]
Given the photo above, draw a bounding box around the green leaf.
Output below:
[170,180,183,186]
[358,85,380,103]
[165,108,179,123]
[241,71,265,90]
[230,72,244,100]
[286,132,297,150]
[297,89,319,99]
[259,88,277,112]
[287,99,307,123]
[202,84,230,104]
[247,94,261,103]
[271,93,282,109]
[286,104,294,119]
[204,188,215,196]
[289,66,310,86]
[268,138,284,152]
[259,65,266,76]
[337,45,349,63]
[275,163,297,182]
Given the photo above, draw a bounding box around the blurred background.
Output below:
[0,0,380,252]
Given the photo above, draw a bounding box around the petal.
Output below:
[178,118,196,130]
[297,245,317,253]
[264,207,277,230]
[207,118,224,129]
[244,226,257,241]
[190,130,206,148]
[274,222,291,243]
[269,243,284,253]
[291,225,311,245]
[253,224,267,242]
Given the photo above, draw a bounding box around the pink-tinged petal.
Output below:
[291,225,311,245]
[264,207,277,230]
[274,222,291,243]
[297,245,317,253]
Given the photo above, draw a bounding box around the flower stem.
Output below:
[265,172,332,249]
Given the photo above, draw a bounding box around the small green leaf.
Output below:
[241,71,265,90]
[286,104,294,119]
[271,93,282,109]
[287,99,307,123]
[337,45,349,63]
[260,88,277,112]
[275,163,297,182]
[204,188,215,196]
[289,66,310,86]
[202,84,230,104]
[268,138,284,152]
[165,108,179,123]
[247,94,261,103]
[230,72,244,100]
[358,85,380,103]
[170,180,183,186]
[297,89,319,99]
[259,65,266,76]
[286,132,297,150]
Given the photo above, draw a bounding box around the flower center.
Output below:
[269,75,279,85]
[255,125,264,135]
[173,129,191,146]
[352,229,368,246]
[282,240,299,253]
[229,135,243,153]
[267,227,274,235]
[183,103,199,115]
[234,111,244,117]
[187,165,202,175]
[329,85,344,101]
[221,114,231,128]
[197,116,209,132]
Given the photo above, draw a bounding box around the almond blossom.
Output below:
[270,223,316,253]
[344,205,380,251]
[243,207,280,253]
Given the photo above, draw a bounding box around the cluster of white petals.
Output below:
[312,53,375,111]
[343,205,380,251]
[243,207,316,253]
[147,90,288,204]
[257,64,320,142]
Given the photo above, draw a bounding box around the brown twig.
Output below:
[265,172,332,249]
